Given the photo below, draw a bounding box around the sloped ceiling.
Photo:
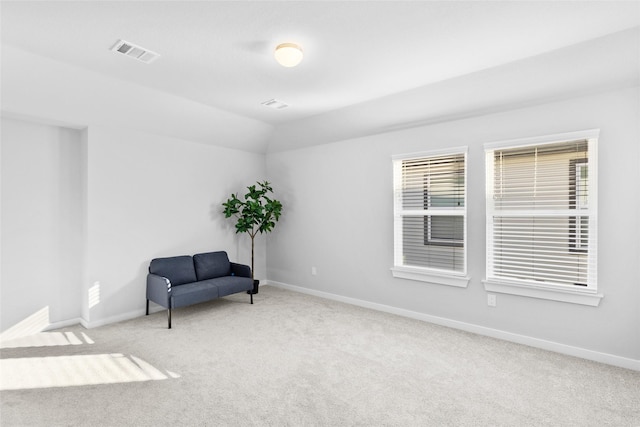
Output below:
[1,1,639,153]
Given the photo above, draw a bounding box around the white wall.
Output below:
[265,86,640,364]
[1,118,84,334]
[1,117,266,332]
[83,125,266,327]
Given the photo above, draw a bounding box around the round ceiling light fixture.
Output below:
[274,43,303,67]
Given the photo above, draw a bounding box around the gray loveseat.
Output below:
[146,251,254,328]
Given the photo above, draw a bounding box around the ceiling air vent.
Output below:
[110,40,160,64]
[261,99,289,110]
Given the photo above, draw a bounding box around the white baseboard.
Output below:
[266,280,640,372]
[44,318,84,331]
[80,308,148,329]
[44,288,260,331]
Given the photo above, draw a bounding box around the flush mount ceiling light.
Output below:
[274,43,303,67]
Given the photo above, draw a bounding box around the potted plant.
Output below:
[222,181,283,294]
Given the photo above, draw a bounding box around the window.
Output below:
[392,148,468,287]
[484,130,601,306]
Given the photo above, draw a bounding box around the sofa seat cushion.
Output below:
[208,276,254,297]
[193,251,231,280]
[150,256,197,286]
[170,281,219,309]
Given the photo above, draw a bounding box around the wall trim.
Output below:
[79,308,148,329]
[41,287,266,331]
[43,317,84,332]
[265,280,639,372]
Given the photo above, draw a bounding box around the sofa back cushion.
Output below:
[149,256,197,286]
[193,251,231,280]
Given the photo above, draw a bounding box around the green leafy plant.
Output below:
[222,181,283,280]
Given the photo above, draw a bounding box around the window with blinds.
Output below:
[393,149,467,278]
[485,132,598,293]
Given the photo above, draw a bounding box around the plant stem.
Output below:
[251,234,255,280]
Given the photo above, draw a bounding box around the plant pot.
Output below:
[247,279,259,295]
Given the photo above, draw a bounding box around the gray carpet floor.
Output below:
[1,285,639,426]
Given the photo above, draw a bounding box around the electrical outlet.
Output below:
[311,266,317,276]
[487,294,497,307]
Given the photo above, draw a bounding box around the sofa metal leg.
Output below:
[146,300,149,315]
[250,292,253,305]
[168,308,172,329]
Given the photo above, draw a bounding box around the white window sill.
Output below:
[483,279,603,307]
[391,267,469,288]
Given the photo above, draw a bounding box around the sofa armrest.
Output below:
[230,262,251,278]
[147,273,172,308]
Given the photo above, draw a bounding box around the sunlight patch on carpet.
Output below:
[0,331,92,349]
[0,353,177,390]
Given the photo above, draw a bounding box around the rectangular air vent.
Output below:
[261,99,289,110]
[110,40,160,64]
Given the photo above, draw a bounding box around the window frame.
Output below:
[391,147,469,288]
[483,130,602,306]
[569,158,589,253]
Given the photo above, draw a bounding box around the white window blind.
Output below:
[393,149,467,276]
[485,132,598,292]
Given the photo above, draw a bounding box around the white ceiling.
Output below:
[1,1,640,152]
